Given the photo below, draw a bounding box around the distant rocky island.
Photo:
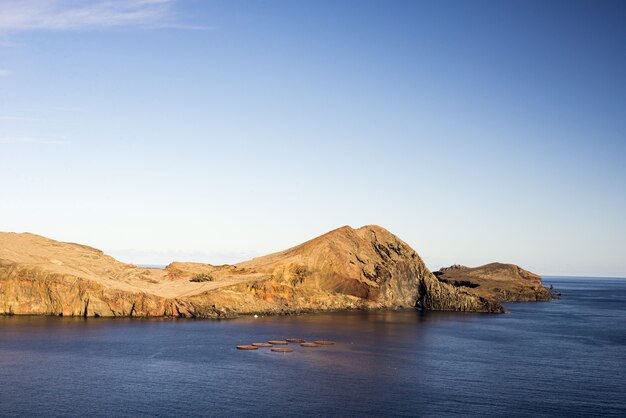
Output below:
[433,263,553,302]
[0,225,552,318]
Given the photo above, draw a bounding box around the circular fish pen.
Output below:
[268,340,289,345]
[271,347,293,353]
[236,345,258,350]
[300,342,320,347]
[314,340,335,345]
[286,338,306,343]
[252,343,273,347]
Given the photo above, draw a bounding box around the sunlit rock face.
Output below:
[0,226,505,318]
[433,263,552,303]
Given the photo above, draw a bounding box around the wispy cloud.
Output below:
[0,0,208,32]
[0,69,10,76]
[0,137,69,145]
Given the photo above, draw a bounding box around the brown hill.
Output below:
[433,263,552,302]
[0,226,504,317]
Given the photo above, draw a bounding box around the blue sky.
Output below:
[1,0,625,276]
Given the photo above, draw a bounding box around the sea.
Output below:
[0,277,625,417]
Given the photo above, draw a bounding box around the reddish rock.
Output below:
[0,226,507,318]
[433,263,552,302]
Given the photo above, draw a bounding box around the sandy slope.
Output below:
[0,226,505,317]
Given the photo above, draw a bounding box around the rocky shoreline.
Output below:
[433,263,553,302]
[0,226,551,318]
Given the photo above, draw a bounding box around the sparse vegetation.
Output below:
[291,265,309,285]
[190,274,214,283]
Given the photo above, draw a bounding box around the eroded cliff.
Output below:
[433,263,552,302]
[0,226,505,317]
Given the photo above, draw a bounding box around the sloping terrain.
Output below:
[433,263,552,302]
[0,226,505,317]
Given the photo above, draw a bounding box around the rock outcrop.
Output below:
[0,226,506,318]
[433,263,552,302]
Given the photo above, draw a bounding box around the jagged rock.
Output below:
[0,226,506,317]
[433,262,552,302]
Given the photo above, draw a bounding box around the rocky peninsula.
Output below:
[434,263,553,302]
[0,226,550,318]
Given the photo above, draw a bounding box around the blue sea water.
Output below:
[0,277,625,417]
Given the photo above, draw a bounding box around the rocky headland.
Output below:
[0,226,550,318]
[433,263,553,302]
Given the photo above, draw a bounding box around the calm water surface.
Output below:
[1,277,625,417]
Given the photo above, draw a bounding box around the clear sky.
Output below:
[1,0,625,277]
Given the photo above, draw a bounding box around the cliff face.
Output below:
[433,263,552,302]
[0,226,505,318]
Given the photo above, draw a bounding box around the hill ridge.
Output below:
[1,226,507,317]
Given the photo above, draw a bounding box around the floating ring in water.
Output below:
[271,347,293,353]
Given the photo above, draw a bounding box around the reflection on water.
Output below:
[1,277,625,417]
